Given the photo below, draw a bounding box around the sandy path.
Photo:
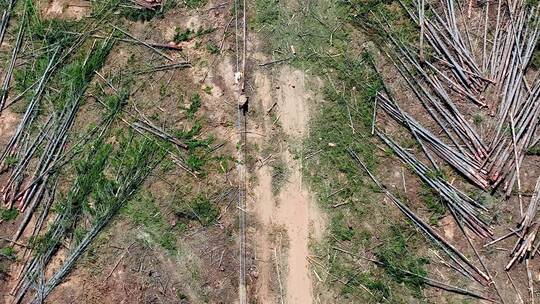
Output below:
[275,152,312,304]
[251,66,322,303]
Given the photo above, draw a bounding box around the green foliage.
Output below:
[174,27,193,43]
[90,0,122,18]
[73,227,88,245]
[527,144,540,155]
[172,121,216,174]
[345,0,398,20]
[4,155,19,167]
[121,7,160,22]
[203,85,212,95]
[186,153,205,171]
[173,195,219,226]
[347,0,416,44]
[253,0,280,27]
[55,39,115,109]
[0,207,19,221]
[375,225,428,295]
[0,246,16,259]
[13,41,60,96]
[14,0,118,103]
[206,42,220,54]
[271,158,288,194]
[184,0,207,9]
[32,140,112,255]
[186,93,202,118]
[340,269,390,301]
[24,0,79,48]
[35,19,78,47]
[173,26,215,43]
[119,0,176,21]
[33,129,164,259]
[159,231,177,251]
[123,195,161,226]
[104,91,129,117]
[123,194,179,252]
[473,113,484,126]
[74,141,113,217]
[330,212,355,241]
[191,196,219,226]
[419,184,446,225]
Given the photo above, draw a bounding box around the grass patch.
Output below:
[174,27,193,43]
[330,212,355,241]
[0,246,16,259]
[185,0,208,9]
[271,157,289,195]
[375,224,428,296]
[419,184,446,225]
[173,194,220,226]
[0,207,19,221]
[473,113,484,126]
[206,42,220,54]
[339,268,390,301]
[173,26,216,43]
[122,194,183,253]
[119,0,177,21]
[191,196,220,226]
[186,93,202,118]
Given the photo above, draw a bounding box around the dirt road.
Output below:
[251,66,323,303]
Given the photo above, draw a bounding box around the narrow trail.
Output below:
[251,66,323,303]
[232,0,248,301]
[275,152,312,304]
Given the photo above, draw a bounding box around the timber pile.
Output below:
[372,0,539,194]
[358,0,540,301]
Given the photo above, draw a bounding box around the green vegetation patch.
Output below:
[119,0,178,22]
[173,26,215,43]
[186,93,202,118]
[271,157,289,195]
[173,121,218,175]
[190,196,220,225]
[123,194,183,252]
[419,184,446,225]
[173,194,220,226]
[0,207,19,221]
[375,225,428,295]
[0,246,16,259]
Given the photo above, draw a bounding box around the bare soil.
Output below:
[249,63,324,303]
[43,0,90,20]
[0,108,17,147]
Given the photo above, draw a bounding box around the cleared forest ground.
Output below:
[0,0,539,303]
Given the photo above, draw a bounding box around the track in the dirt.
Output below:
[233,0,248,301]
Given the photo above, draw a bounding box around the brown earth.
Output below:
[44,0,90,20]
[248,61,325,303]
[1,1,241,303]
